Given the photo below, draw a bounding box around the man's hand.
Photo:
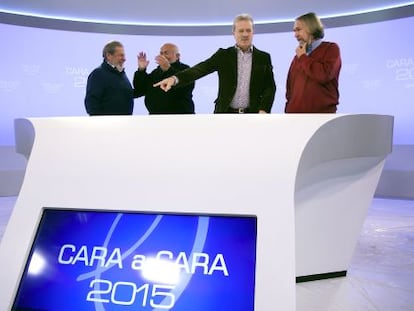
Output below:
[137,52,149,70]
[153,76,176,92]
[295,42,307,58]
[155,55,171,72]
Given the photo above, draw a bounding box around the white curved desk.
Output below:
[294,115,393,281]
[0,114,393,310]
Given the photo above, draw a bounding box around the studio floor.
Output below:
[1,196,413,310]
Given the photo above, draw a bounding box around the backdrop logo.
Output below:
[66,67,89,88]
[386,58,414,88]
[21,64,40,76]
[361,79,381,91]
[341,63,359,76]
[0,80,19,92]
[42,82,64,94]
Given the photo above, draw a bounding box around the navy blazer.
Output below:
[175,46,277,113]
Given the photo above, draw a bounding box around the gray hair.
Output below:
[233,13,254,31]
[102,41,123,59]
[296,12,325,39]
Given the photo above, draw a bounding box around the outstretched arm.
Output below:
[154,48,221,92]
[153,76,177,92]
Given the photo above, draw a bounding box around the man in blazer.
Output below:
[154,14,276,113]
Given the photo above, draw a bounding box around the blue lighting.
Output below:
[258,2,414,24]
[0,2,413,26]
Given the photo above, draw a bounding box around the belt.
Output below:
[228,107,249,114]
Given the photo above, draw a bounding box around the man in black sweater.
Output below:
[85,41,138,115]
[133,43,195,114]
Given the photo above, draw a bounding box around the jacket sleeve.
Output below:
[175,49,222,86]
[84,70,104,116]
[133,70,150,98]
[258,53,277,113]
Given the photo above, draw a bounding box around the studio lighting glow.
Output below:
[1,2,413,26]
[140,257,181,285]
[28,252,46,276]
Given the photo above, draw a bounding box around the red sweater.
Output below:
[285,41,341,113]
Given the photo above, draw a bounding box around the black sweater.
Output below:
[133,61,195,114]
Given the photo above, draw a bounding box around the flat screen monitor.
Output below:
[11,208,257,311]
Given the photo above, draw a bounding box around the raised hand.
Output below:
[137,51,150,70]
[155,55,171,72]
[295,42,307,58]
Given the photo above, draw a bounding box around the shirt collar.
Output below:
[307,39,322,55]
[235,45,253,53]
[105,60,124,72]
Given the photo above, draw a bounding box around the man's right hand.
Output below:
[153,76,176,92]
[137,51,150,70]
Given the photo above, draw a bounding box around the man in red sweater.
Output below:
[285,12,341,113]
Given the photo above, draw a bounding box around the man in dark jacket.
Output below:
[133,43,195,114]
[85,41,138,115]
[154,14,276,114]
